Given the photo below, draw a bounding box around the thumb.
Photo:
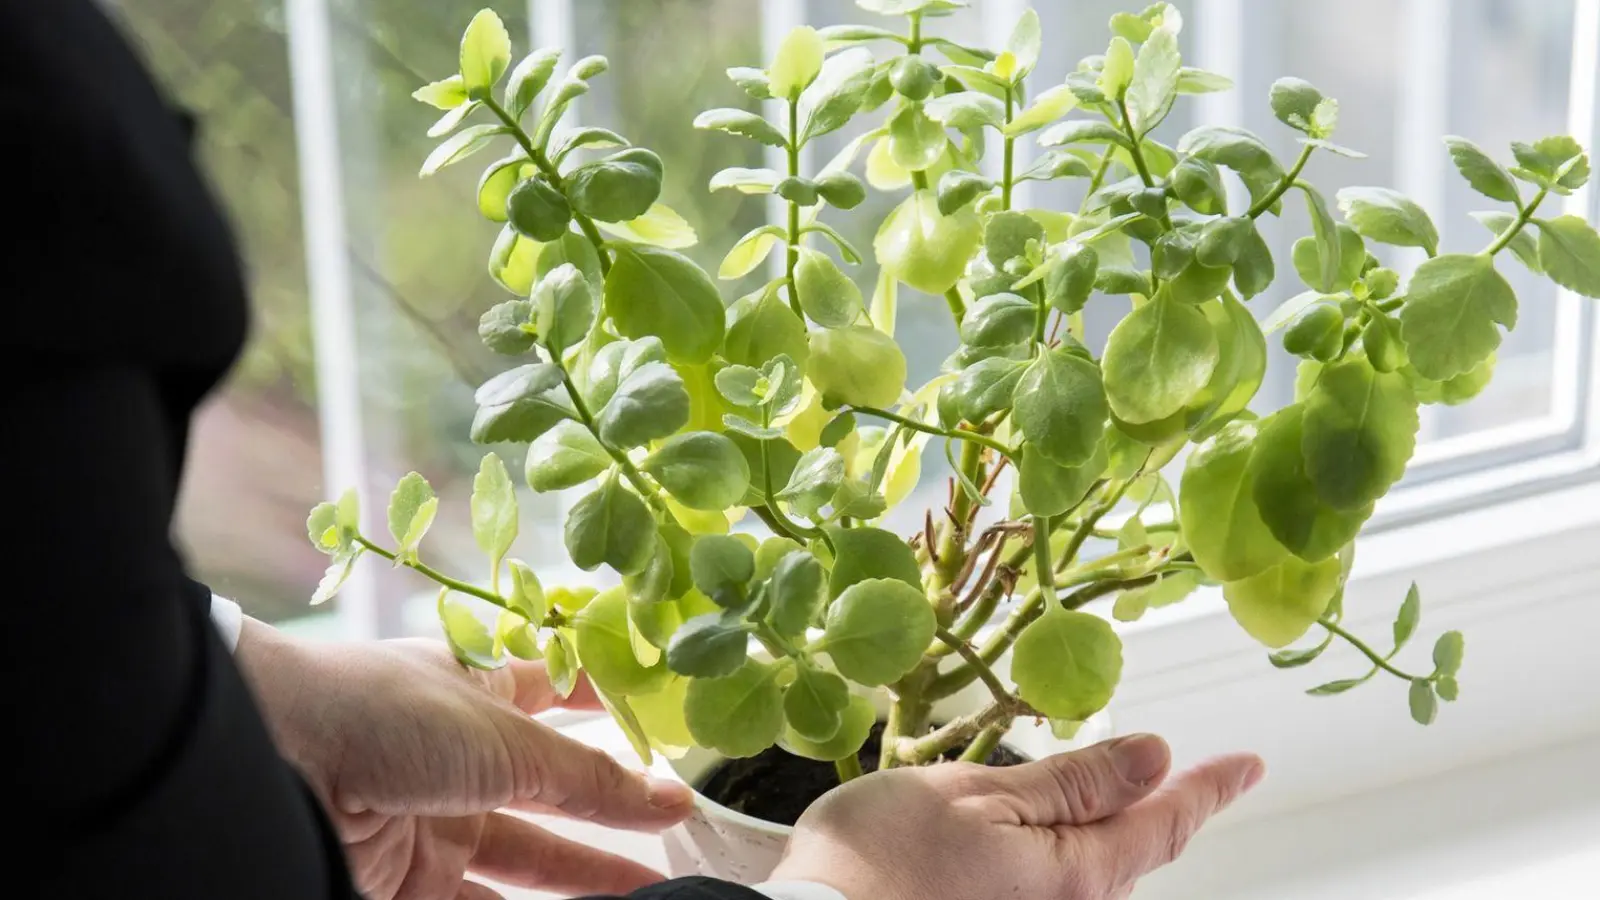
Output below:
[968,733,1172,827]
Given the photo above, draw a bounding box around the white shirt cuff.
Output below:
[751,882,848,900]
[209,593,243,653]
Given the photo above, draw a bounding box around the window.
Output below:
[116,0,1598,632]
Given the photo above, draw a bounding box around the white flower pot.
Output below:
[648,653,1112,884]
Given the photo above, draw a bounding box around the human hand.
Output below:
[770,734,1262,900]
[237,620,694,900]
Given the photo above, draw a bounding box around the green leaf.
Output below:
[768,550,827,637]
[779,447,846,517]
[1019,150,1096,184]
[307,501,340,554]
[1248,406,1372,562]
[1443,136,1518,203]
[414,74,469,110]
[1470,212,1543,274]
[1005,8,1042,80]
[693,108,788,148]
[1100,36,1135,98]
[1301,357,1419,509]
[1511,136,1591,190]
[827,526,922,599]
[1177,126,1286,212]
[459,9,511,98]
[821,578,935,686]
[1436,675,1460,702]
[1103,295,1219,425]
[574,587,670,695]
[597,361,690,449]
[936,171,994,216]
[1269,77,1324,134]
[875,190,982,295]
[666,614,750,678]
[538,230,605,288]
[784,692,874,762]
[1188,294,1268,438]
[795,248,865,327]
[478,299,538,355]
[1232,223,1276,299]
[471,453,518,567]
[1534,215,1600,298]
[1393,582,1421,651]
[1018,441,1104,518]
[386,472,438,561]
[925,92,1005,132]
[477,154,527,223]
[1177,67,1232,93]
[566,149,664,223]
[808,326,907,408]
[1362,312,1407,374]
[565,477,657,576]
[1291,224,1366,294]
[1267,633,1333,669]
[953,356,1028,423]
[505,559,546,623]
[685,661,784,758]
[1306,676,1366,696]
[605,244,726,364]
[439,590,501,670]
[1398,253,1517,381]
[421,124,506,177]
[525,421,610,492]
[1012,609,1123,720]
[771,26,825,99]
[1298,183,1345,294]
[584,337,666,411]
[960,293,1035,348]
[1127,26,1181,135]
[504,48,562,117]
[475,363,565,409]
[888,104,948,172]
[1045,244,1099,315]
[800,48,877,143]
[1012,348,1107,467]
[1407,678,1438,725]
[426,99,480,139]
[1433,630,1465,675]
[1222,555,1341,648]
[784,665,850,742]
[532,263,594,352]
[597,203,698,250]
[1006,85,1080,138]
[1180,420,1289,582]
[1335,187,1439,256]
[690,534,755,599]
[641,432,749,511]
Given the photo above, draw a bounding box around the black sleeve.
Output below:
[3,3,357,897]
[580,877,775,899]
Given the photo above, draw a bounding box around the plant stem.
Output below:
[943,288,967,325]
[1001,88,1016,210]
[357,537,512,612]
[785,98,804,319]
[835,754,864,783]
[957,725,1006,764]
[1484,185,1549,256]
[556,368,670,516]
[1320,617,1425,681]
[898,698,1020,764]
[1079,151,1114,216]
[1032,516,1056,593]
[848,405,1013,458]
[911,169,930,191]
[1248,143,1316,219]
[482,96,612,275]
[934,626,1010,707]
[1116,99,1156,189]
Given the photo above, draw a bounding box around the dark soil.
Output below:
[696,721,1028,827]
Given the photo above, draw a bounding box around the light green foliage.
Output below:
[302,4,1590,783]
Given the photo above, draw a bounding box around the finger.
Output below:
[956,733,1173,827]
[456,881,506,900]
[502,715,694,830]
[1090,752,1265,885]
[503,660,604,715]
[469,811,665,896]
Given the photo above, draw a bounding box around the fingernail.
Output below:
[647,777,694,810]
[1109,733,1169,785]
[1239,760,1266,793]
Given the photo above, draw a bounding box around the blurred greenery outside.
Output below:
[118,0,1575,631]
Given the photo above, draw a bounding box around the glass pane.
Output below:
[117,0,330,628]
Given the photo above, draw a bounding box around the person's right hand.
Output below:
[769,734,1262,900]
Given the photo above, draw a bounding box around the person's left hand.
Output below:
[237,619,694,900]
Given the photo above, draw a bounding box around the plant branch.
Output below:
[957,725,1005,763]
[785,98,805,319]
[935,626,1011,707]
[1248,142,1316,219]
[897,697,1025,764]
[1320,617,1426,681]
[1483,185,1549,256]
[1079,151,1115,216]
[556,367,670,516]
[848,405,1013,458]
[482,96,612,275]
[357,536,514,613]
[835,755,864,783]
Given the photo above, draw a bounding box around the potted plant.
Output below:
[304,0,1600,885]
